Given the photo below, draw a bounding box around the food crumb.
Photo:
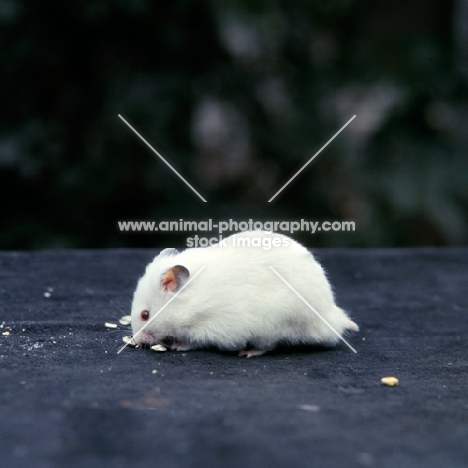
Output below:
[105,322,118,329]
[298,404,320,412]
[381,376,399,387]
[119,315,131,326]
[122,336,137,347]
[151,344,167,352]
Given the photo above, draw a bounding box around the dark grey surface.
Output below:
[0,248,467,468]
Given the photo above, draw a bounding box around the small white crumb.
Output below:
[105,322,118,329]
[43,292,51,298]
[298,404,320,412]
[2,331,10,336]
[381,376,399,387]
[210,372,214,375]
[119,315,131,326]
[151,344,167,352]
[152,370,158,374]
[122,335,137,347]
[46,287,54,292]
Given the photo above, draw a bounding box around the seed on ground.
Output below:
[119,315,131,326]
[151,344,167,352]
[123,335,137,347]
[381,376,399,387]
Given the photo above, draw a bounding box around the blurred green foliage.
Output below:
[0,0,467,249]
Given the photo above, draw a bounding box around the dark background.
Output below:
[1,0,467,249]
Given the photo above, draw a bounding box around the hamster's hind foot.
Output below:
[170,340,194,352]
[238,348,268,358]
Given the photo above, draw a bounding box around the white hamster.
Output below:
[130,230,358,357]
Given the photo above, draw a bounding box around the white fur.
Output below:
[131,231,358,355]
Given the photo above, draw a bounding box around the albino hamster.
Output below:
[130,231,358,357]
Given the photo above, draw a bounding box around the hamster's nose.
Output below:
[134,330,156,346]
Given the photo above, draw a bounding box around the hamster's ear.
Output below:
[158,248,179,258]
[161,265,190,292]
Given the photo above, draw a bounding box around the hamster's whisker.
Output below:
[103,293,130,316]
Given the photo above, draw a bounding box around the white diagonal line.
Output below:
[117,266,206,354]
[268,115,356,202]
[118,114,207,202]
[268,266,357,353]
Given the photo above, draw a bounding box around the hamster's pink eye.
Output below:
[141,310,150,321]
